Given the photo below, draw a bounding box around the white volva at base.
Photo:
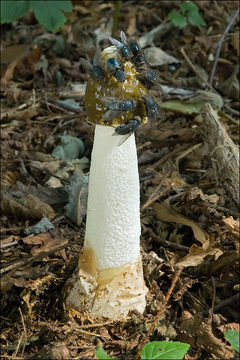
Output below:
[63,125,147,319]
[64,254,147,319]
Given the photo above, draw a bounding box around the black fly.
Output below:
[109,31,133,59]
[110,31,161,91]
[80,49,104,80]
[129,40,146,68]
[128,40,161,90]
[113,117,141,145]
[142,96,165,122]
[106,58,126,82]
[102,98,137,123]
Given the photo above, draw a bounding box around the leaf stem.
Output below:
[112,0,121,37]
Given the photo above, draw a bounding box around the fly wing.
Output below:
[109,37,123,52]
[156,105,166,122]
[92,48,102,67]
[117,133,132,146]
[101,96,119,103]
[148,102,166,123]
[103,109,120,123]
[80,58,93,74]
[120,30,128,45]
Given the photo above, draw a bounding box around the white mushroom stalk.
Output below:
[63,40,153,319]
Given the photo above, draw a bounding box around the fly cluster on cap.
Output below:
[83,31,165,142]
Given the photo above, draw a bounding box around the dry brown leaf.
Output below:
[0,235,19,247]
[1,60,18,87]
[126,9,137,36]
[163,170,188,189]
[22,233,52,245]
[1,171,19,186]
[0,44,29,64]
[13,277,28,288]
[218,323,240,333]
[153,202,209,244]
[176,240,221,267]
[1,194,32,219]
[178,311,234,359]
[0,274,15,293]
[22,233,67,256]
[232,31,239,56]
[199,251,238,275]
[31,236,67,256]
[222,216,239,237]
[16,46,42,74]
[1,46,42,87]
[13,263,48,280]
[29,160,62,174]
[24,193,56,220]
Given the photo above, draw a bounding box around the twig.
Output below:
[19,307,27,355]
[0,241,18,249]
[144,143,189,174]
[0,238,82,275]
[135,266,184,360]
[208,278,216,324]
[42,99,81,114]
[11,333,23,360]
[209,7,239,85]
[180,48,217,93]
[147,228,189,252]
[203,293,240,317]
[141,171,170,210]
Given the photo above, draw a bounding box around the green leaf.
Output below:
[188,10,206,26]
[96,347,113,359]
[180,1,198,14]
[1,0,30,24]
[141,341,190,360]
[224,330,240,353]
[168,11,187,28]
[159,100,202,114]
[29,0,72,32]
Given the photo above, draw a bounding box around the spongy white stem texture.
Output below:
[84,125,141,270]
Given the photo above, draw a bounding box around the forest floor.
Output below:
[1,1,239,359]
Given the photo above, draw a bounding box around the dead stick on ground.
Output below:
[209,7,239,85]
[0,238,82,275]
[180,48,217,93]
[135,266,184,360]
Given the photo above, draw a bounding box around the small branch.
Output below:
[42,99,81,114]
[209,7,239,85]
[135,266,183,359]
[203,293,240,317]
[0,240,18,249]
[0,238,82,275]
[147,228,189,252]
[180,48,217,93]
[141,171,170,210]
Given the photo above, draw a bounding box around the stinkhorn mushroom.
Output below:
[64,32,162,320]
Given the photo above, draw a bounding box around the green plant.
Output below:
[168,1,206,28]
[224,330,240,353]
[0,0,72,32]
[96,340,190,360]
